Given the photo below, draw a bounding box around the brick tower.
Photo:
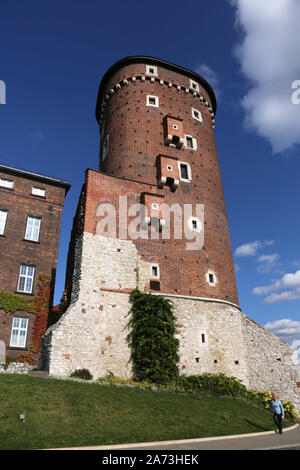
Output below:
[94,56,238,305]
[42,57,300,413]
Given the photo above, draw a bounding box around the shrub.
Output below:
[176,373,249,398]
[127,288,179,384]
[70,369,93,381]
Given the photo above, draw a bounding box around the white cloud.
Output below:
[253,269,300,303]
[256,253,280,273]
[230,0,300,153]
[195,64,220,98]
[264,289,300,304]
[264,318,300,354]
[234,240,274,257]
[264,318,300,360]
[264,318,300,336]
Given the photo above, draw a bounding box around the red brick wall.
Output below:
[0,168,68,359]
[0,170,66,295]
[82,58,238,305]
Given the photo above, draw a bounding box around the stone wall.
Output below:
[41,231,300,413]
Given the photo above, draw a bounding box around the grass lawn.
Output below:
[0,374,292,449]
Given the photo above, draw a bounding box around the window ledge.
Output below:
[14,291,34,297]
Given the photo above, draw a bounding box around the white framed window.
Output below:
[150,264,160,279]
[0,177,13,189]
[167,165,173,171]
[103,134,109,161]
[190,79,199,92]
[172,124,179,130]
[32,187,46,197]
[206,271,217,286]
[178,161,192,182]
[17,265,35,294]
[151,202,159,210]
[188,216,202,233]
[192,107,202,122]
[25,216,41,242]
[0,210,7,235]
[184,135,197,151]
[146,95,159,107]
[146,65,158,76]
[10,317,29,348]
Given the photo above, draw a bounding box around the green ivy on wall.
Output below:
[0,275,51,365]
[127,288,179,384]
[0,292,36,314]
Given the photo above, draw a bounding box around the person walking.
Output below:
[269,393,285,434]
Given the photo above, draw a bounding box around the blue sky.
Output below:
[1,0,300,355]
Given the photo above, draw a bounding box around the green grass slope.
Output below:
[0,374,290,449]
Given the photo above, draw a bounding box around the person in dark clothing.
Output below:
[269,393,285,434]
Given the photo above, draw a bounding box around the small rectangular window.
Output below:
[192,108,202,122]
[190,79,199,92]
[146,65,157,76]
[184,135,197,151]
[206,271,217,286]
[10,317,29,348]
[150,264,160,279]
[152,266,158,277]
[103,134,109,161]
[25,216,41,242]
[180,163,188,180]
[32,187,45,197]
[0,177,13,189]
[201,334,205,343]
[151,202,159,210]
[17,264,35,293]
[0,210,7,235]
[146,95,159,107]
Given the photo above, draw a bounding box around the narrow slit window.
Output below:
[103,134,109,161]
[206,271,217,286]
[150,264,160,279]
[186,136,193,148]
[180,164,188,180]
[201,334,205,343]
[152,266,158,277]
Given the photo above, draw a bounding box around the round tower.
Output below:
[95,56,238,306]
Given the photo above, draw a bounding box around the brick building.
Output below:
[42,56,300,413]
[0,164,70,360]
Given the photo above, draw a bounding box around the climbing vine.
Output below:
[28,274,51,358]
[0,292,36,314]
[127,288,179,384]
[0,275,51,365]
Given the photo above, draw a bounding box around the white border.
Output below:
[146,95,159,107]
[191,107,203,122]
